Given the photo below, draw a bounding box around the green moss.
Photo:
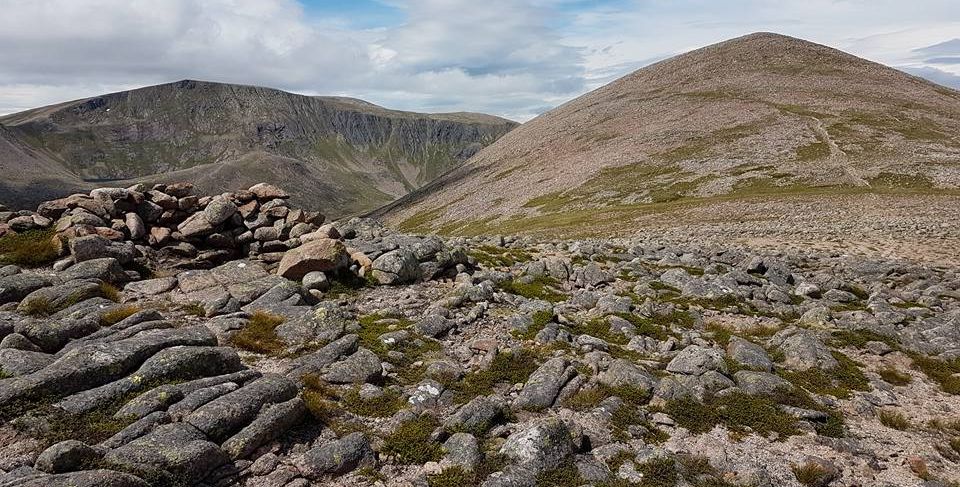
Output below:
[829,329,899,351]
[178,302,206,317]
[449,349,540,402]
[469,245,534,268]
[341,387,405,418]
[229,311,286,355]
[909,354,960,395]
[383,416,443,464]
[878,367,912,386]
[0,228,58,268]
[357,312,439,384]
[778,351,869,399]
[795,140,830,161]
[428,454,509,487]
[637,457,678,487]
[501,276,566,303]
[512,309,554,340]
[535,464,582,487]
[664,392,800,440]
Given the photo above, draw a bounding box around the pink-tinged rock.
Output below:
[249,183,289,201]
[125,213,146,240]
[178,213,214,238]
[95,227,125,240]
[276,238,349,281]
[150,226,173,246]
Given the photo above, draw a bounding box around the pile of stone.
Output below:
[14,182,334,270]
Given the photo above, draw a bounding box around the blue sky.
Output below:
[0,0,959,121]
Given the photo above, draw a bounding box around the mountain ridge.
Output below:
[0,79,517,215]
[377,32,960,236]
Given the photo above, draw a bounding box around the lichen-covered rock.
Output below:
[372,249,421,285]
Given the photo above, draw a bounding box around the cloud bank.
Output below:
[0,0,958,121]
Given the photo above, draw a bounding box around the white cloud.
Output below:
[0,0,958,121]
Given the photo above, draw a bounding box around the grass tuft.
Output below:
[448,349,540,402]
[792,462,832,486]
[229,310,286,355]
[100,305,140,326]
[0,228,58,267]
[878,409,911,430]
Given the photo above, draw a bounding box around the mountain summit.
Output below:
[0,80,516,215]
[378,32,960,236]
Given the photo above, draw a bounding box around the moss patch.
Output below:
[501,276,566,303]
[449,348,540,402]
[778,351,869,399]
[383,416,443,464]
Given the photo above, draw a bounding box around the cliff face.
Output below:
[0,80,516,214]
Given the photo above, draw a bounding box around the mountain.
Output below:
[0,80,516,215]
[377,32,960,237]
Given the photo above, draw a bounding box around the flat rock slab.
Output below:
[104,422,229,484]
[0,325,216,404]
[185,374,298,442]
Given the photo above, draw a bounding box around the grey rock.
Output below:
[185,374,298,441]
[221,396,307,459]
[125,212,146,240]
[734,370,793,395]
[515,358,575,411]
[0,348,53,376]
[443,433,482,470]
[0,273,54,304]
[204,198,237,226]
[323,348,382,384]
[104,422,229,484]
[665,345,728,375]
[124,277,178,295]
[60,258,126,283]
[372,249,421,285]
[774,329,838,371]
[598,359,657,391]
[10,469,150,487]
[301,271,329,291]
[500,417,575,474]
[444,395,505,434]
[0,325,216,404]
[726,337,773,372]
[416,314,455,338]
[296,432,376,478]
[35,440,105,474]
[68,235,110,262]
[101,411,171,449]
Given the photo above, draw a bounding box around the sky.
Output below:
[1,0,959,121]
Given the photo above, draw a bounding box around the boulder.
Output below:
[666,345,728,375]
[60,258,126,283]
[500,417,575,474]
[35,440,105,474]
[276,238,350,281]
[372,249,421,285]
[295,432,375,478]
[203,198,237,226]
[514,358,575,411]
[726,337,773,372]
[323,348,382,384]
[249,183,290,200]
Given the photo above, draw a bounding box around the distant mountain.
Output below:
[0,80,516,215]
[376,32,960,236]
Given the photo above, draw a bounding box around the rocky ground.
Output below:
[0,184,959,487]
